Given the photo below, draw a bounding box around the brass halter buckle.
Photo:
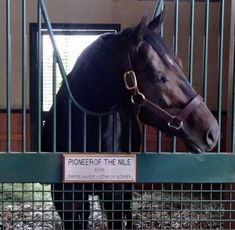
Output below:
[131,92,146,106]
[124,71,137,90]
[168,116,184,130]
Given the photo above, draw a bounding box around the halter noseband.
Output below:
[123,54,203,131]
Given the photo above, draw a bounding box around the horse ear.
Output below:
[147,6,166,34]
[133,15,147,46]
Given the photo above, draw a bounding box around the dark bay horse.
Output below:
[42,10,219,229]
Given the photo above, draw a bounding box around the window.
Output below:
[30,23,120,150]
[42,34,100,111]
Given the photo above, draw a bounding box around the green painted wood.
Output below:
[0,153,62,183]
[0,153,235,183]
[137,153,235,183]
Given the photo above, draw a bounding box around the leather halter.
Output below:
[123,52,203,131]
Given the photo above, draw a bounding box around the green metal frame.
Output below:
[0,153,235,183]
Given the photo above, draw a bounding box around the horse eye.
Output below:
[152,73,166,84]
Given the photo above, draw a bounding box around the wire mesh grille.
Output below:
[0,183,233,229]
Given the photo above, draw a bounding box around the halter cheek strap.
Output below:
[123,66,203,131]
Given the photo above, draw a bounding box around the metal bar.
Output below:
[37,0,42,152]
[156,130,161,152]
[190,183,193,229]
[232,41,235,152]
[230,184,234,229]
[219,183,223,229]
[38,0,66,78]
[172,0,179,153]
[216,0,224,152]
[98,116,102,152]
[6,0,11,153]
[83,112,87,152]
[31,183,35,225]
[171,137,176,153]
[128,119,132,152]
[173,0,179,55]
[113,113,117,152]
[202,0,209,103]
[68,98,72,152]
[225,0,235,152]
[38,0,113,116]
[152,0,163,18]
[153,0,165,153]
[22,0,27,152]
[160,1,164,37]
[188,0,195,85]
[52,52,57,152]
[142,125,147,152]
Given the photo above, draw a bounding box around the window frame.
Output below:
[29,23,121,151]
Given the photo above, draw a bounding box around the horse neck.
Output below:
[70,44,126,113]
[100,110,141,152]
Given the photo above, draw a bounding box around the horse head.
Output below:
[117,10,219,153]
[67,9,219,153]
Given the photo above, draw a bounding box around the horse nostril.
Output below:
[206,129,218,146]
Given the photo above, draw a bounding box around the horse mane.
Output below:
[61,34,123,113]
[68,37,103,80]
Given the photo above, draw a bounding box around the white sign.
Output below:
[63,154,137,183]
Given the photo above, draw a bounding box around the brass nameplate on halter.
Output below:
[63,153,137,183]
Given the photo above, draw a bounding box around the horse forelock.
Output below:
[143,29,181,70]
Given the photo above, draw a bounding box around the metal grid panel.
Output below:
[0,183,233,229]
